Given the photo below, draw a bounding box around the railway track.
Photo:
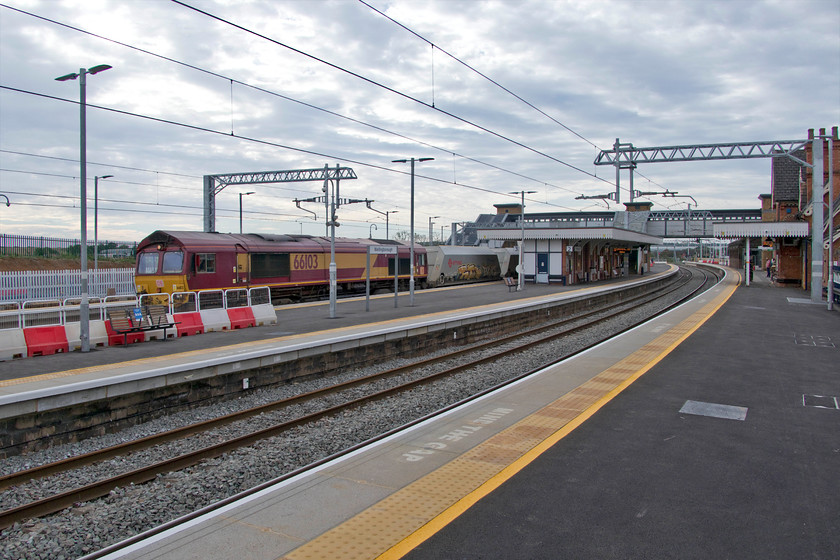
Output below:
[0,266,719,530]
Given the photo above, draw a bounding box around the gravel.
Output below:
[0,269,711,559]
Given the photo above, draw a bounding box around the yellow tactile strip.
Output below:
[280,274,738,560]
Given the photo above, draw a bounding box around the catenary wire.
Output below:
[0,3,591,199]
[1,85,576,215]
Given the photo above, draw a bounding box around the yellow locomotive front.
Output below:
[135,248,189,295]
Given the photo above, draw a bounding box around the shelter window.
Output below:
[252,253,290,278]
[196,253,216,273]
[137,252,159,275]
[162,251,184,274]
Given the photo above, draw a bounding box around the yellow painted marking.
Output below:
[280,271,738,560]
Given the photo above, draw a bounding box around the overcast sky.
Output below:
[0,0,838,244]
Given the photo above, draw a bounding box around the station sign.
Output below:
[369,245,397,255]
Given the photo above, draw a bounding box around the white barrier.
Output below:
[66,321,109,350]
[0,329,27,361]
[249,287,277,326]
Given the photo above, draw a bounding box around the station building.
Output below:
[719,126,838,291]
[475,202,660,285]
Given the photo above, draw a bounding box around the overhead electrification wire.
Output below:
[0,3,582,200]
[358,0,598,149]
[1,85,571,212]
[358,0,672,198]
[0,167,198,193]
[0,200,323,224]
[0,149,200,179]
[169,0,610,186]
[0,189,303,219]
[0,162,346,198]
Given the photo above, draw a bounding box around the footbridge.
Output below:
[521,208,763,239]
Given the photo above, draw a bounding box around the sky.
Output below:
[0,0,838,245]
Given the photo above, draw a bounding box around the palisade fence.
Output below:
[0,233,137,258]
[0,268,136,302]
[1,234,138,302]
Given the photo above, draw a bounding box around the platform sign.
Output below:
[370,245,397,255]
[366,246,399,311]
[133,308,143,323]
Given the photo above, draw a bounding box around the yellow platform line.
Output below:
[280,273,738,560]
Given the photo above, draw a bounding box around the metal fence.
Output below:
[0,234,136,258]
[0,268,136,302]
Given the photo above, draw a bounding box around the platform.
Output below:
[80,264,840,560]
[0,268,673,424]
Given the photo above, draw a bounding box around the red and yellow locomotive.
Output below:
[134,230,427,302]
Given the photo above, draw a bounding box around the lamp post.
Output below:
[239,191,255,234]
[369,223,378,239]
[94,174,113,271]
[385,210,398,240]
[428,216,439,245]
[56,64,112,353]
[392,157,434,306]
[364,203,398,240]
[509,190,536,291]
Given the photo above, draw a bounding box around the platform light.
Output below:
[55,64,112,353]
[392,157,434,306]
[239,191,255,234]
[509,190,537,291]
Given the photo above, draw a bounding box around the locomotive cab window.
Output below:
[162,251,184,274]
[137,252,159,275]
[196,253,216,273]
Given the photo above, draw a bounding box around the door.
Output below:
[236,245,249,287]
[537,253,549,284]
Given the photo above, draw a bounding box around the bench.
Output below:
[107,306,179,346]
[504,276,518,292]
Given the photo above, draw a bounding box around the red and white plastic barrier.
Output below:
[0,287,276,361]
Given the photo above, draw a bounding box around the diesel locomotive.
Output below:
[134,230,426,302]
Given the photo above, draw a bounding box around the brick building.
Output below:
[802,126,840,293]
